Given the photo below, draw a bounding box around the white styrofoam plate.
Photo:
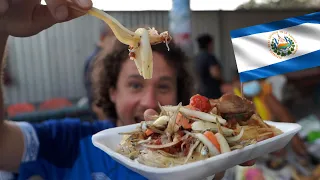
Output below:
[92,121,301,180]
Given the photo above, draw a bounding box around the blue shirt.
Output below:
[16,118,148,180]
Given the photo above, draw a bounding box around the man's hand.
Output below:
[0,0,92,37]
[144,109,256,180]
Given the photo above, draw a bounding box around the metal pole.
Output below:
[169,0,193,58]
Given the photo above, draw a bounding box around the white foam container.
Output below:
[92,121,301,180]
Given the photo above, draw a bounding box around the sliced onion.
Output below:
[191,121,206,131]
[146,124,165,135]
[163,106,226,125]
[184,140,200,164]
[191,121,234,136]
[158,102,168,116]
[215,133,231,153]
[153,115,170,128]
[137,137,152,144]
[132,46,143,76]
[230,145,244,150]
[165,103,182,138]
[216,118,223,135]
[196,142,204,153]
[181,141,186,152]
[173,124,180,133]
[134,28,153,79]
[194,133,220,156]
[226,127,244,143]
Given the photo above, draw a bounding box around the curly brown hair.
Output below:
[92,40,195,122]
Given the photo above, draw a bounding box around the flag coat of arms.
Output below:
[230,12,320,83]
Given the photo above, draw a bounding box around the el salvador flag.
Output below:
[230,12,320,83]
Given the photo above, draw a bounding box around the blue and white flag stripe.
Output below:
[231,12,320,39]
[231,12,320,82]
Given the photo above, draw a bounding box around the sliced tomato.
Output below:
[189,94,212,113]
[154,137,162,145]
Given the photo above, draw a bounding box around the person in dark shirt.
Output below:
[195,34,222,99]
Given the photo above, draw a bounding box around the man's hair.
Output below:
[197,34,213,50]
[92,41,195,121]
[99,22,109,41]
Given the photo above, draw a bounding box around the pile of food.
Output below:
[117,94,283,168]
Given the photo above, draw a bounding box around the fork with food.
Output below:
[68,5,172,79]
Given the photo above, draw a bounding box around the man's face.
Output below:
[109,52,177,126]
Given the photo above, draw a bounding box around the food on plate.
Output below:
[116,94,283,168]
[85,7,172,79]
